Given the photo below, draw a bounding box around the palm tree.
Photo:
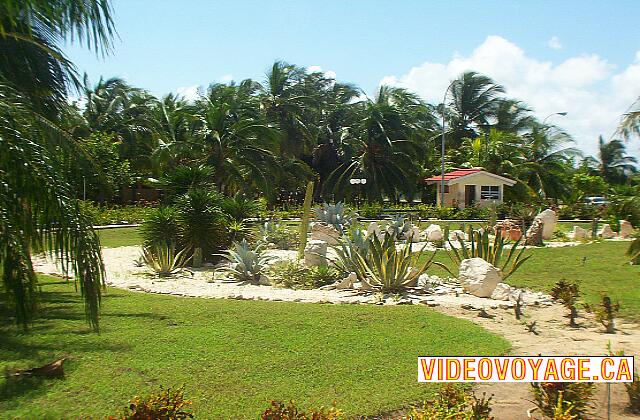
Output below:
[151,93,198,173]
[325,86,429,202]
[0,0,115,330]
[583,136,637,184]
[192,80,280,198]
[447,71,505,145]
[617,96,640,140]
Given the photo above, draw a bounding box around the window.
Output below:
[443,185,450,193]
[480,185,500,200]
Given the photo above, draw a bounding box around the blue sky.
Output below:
[66,0,640,156]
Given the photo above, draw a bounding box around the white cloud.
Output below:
[308,65,337,80]
[380,35,640,157]
[219,74,234,83]
[176,85,201,102]
[547,36,562,50]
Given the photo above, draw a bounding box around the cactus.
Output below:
[314,202,352,232]
[298,181,314,259]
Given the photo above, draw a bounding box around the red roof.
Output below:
[424,169,482,183]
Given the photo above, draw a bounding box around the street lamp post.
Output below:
[349,178,367,209]
[440,81,456,207]
[542,112,567,125]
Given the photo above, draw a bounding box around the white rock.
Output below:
[619,220,635,239]
[258,275,271,286]
[449,229,467,242]
[335,272,357,289]
[458,258,501,298]
[491,283,513,301]
[598,224,616,239]
[304,240,328,267]
[534,209,558,240]
[570,226,589,240]
[403,226,422,242]
[424,224,444,242]
[310,222,341,246]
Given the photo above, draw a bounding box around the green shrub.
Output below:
[261,400,342,419]
[626,373,640,414]
[550,280,580,327]
[141,242,190,277]
[261,220,298,250]
[109,386,193,419]
[175,189,229,266]
[218,240,274,284]
[80,201,154,225]
[141,207,180,247]
[405,384,493,420]
[444,226,531,280]
[584,295,620,334]
[158,164,215,202]
[530,382,595,419]
[268,260,340,289]
[221,193,264,221]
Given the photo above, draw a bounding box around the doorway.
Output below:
[464,185,476,207]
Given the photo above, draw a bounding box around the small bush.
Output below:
[80,201,154,225]
[261,400,342,420]
[109,385,193,419]
[626,373,640,414]
[222,193,264,221]
[550,280,580,327]
[584,295,620,334]
[269,260,340,289]
[530,382,595,419]
[261,220,298,250]
[405,384,493,420]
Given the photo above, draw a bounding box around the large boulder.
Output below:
[366,221,383,240]
[598,224,616,239]
[570,225,589,240]
[424,224,444,242]
[449,229,467,242]
[310,222,341,245]
[335,272,357,289]
[534,209,558,240]
[458,258,502,298]
[619,220,635,239]
[304,240,328,267]
[525,219,544,246]
[403,226,422,242]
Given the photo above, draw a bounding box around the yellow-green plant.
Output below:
[109,385,193,419]
[141,242,190,277]
[298,181,314,259]
[351,232,437,293]
[530,382,595,419]
[444,226,531,280]
[261,400,342,419]
[584,295,620,334]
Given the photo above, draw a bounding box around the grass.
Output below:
[427,241,640,321]
[97,227,141,248]
[0,277,509,419]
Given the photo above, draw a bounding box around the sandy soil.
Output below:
[32,245,640,419]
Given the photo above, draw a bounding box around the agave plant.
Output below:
[332,232,436,292]
[141,242,190,277]
[218,240,275,284]
[315,202,353,232]
[444,226,531,280]
[386,214,412,240]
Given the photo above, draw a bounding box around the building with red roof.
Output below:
[424,168,516,208]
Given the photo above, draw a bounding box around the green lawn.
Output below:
[428,241,640,321]
[97,227,141,248]
[0,278,509,419]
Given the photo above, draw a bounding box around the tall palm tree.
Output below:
[325,86,428,201]
[447,71,505,145]
[0,0,115,330]
[583,136,637,184]
[617,96,640,140]
[193,80,280,197]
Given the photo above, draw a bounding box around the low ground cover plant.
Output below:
[109,386,193,419]
[261,400,342,419]
[405,384,493,420]
[268,260,341,289]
